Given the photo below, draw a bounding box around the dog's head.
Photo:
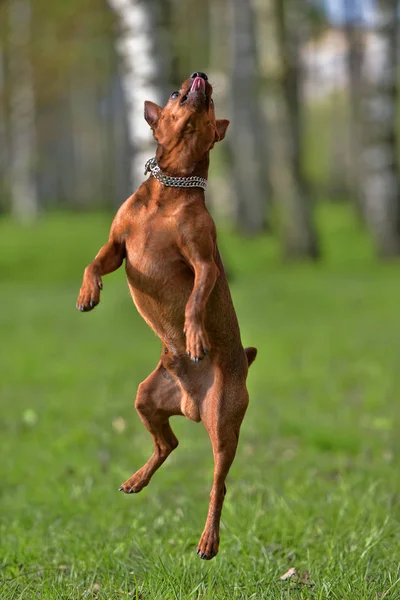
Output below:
[144,72,229,174]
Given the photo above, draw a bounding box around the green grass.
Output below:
[1,205,400,599]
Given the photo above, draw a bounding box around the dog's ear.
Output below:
[214,119,230,142]
[144,101,162,128]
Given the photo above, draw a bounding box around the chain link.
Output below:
[144,157,207,190]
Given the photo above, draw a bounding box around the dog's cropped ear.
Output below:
[144,101,162,128]
[215,119,230,142]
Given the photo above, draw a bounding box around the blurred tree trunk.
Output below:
[230,0,270,234]
[273,0,319,259]
[0,43,7,208]
[106,0,169,191]
[345,0,364,214]
[360,0,400,257]
[206,0,233,221]
[328,92,350,198]
[8,0,38,222]
[169,0,209,81]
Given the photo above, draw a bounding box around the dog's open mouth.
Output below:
[180,77,207,106]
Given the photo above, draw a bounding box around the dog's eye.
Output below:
[170,91,180,99]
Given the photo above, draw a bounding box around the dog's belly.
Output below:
[124,231,245,372]
[124,248,193,350]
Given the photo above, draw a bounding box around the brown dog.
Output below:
[76,72,257,560]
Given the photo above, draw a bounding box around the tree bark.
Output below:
[273,0,319,259]
[205,0,233,221]
[360,0,400,257]
[8,0,38,222]
[229,0,270,234]
[0,43,7,208]
[344,0,364,214]
[106,0,169,191]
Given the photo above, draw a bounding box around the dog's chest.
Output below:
[124,210,192,296]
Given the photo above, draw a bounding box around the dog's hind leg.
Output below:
[197,379,249,560]
[119,363,182,494]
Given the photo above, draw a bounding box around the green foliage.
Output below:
[0,0,116,105]
[1,206,400,599]
[33,0,116,103]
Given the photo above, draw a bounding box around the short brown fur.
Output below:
[76,74,257,560]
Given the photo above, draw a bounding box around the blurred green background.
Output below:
[1,1,400,598]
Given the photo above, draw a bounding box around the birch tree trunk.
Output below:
[230,0,270,234]
[273,0,319,259]
[8,0,38,221]
[360,0,400,257]
[106,0,168,191]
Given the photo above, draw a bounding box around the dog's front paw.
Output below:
[76,270,102,312]
[184,322,210,362]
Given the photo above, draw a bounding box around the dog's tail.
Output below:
[244,346,258,367]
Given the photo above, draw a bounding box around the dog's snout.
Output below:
[190,72,208,81]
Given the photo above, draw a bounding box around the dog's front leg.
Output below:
[76,238,125,312]
[184,259,219,361]
[179,220,219,361]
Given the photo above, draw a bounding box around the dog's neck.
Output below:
[155,145,210,179]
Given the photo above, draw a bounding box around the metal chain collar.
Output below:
[144,157,207,190]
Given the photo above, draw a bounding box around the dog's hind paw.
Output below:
[196,529,219,560]
[118,473,147,495]
[196,549,216,560]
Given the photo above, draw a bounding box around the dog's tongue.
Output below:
[191,77,206,93]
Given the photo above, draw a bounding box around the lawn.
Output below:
[1,205,400,599]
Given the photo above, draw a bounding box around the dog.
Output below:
[76,72,257,560]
